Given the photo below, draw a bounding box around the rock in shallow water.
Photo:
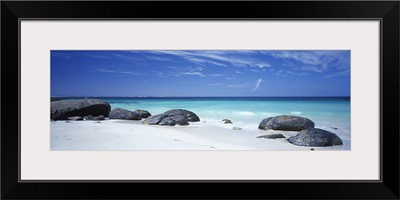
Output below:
[258,115,315,131]
[288,128,343,147]
[51,99,111,120]
[109,108,141,120]
[232,127,242,130]
[222,119,233,124]
[142,109,199,126]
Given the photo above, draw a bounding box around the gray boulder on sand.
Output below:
[257,134,286,139]
[258,117,274,130]
[288,128,343,147]
[258,115,315,131]
[142,109,200,126]
[163,109,200,122]
[109,108,141,120]
[142,114,168,125]
[134,109,151,118]
[51,99,111,120]
[159,115,189,126]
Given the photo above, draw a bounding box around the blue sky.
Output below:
[51,50,350,97]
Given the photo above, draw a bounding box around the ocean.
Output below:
[52,96,351,150]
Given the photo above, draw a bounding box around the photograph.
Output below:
[50,50,351,151]
[2,0,398,199]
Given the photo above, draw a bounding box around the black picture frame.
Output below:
[2,1,399,199]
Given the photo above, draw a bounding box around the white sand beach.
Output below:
[50,119,346,151]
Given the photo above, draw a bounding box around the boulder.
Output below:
[142,114,167,125]
[159,115,189,126]
[142,109,200,126]
[134,109,151,118]
[84,115,105,121]
[92,115,105,120]
[222,119,233,124]
[163,109,200,122]
[258,117,273,130]
[109,108,141,120]
[257,134,286,139]
[258,115,315,131]
[288,128,343,147]
[51,99,111,120]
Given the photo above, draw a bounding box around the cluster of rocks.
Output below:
[50,99,151,121]
[50,99,199,126]
[257,115,343,147]
[221,119,243,131]
[51,99,344,148]
[51,99,111,120]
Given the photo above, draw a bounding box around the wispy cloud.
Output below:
[325,69,350,78]
[146,56,171,61]
[151,65,208,78]
[234,70,243,74]
[255,63,271,68]
[149,50,271,70]
[206,83,225,86]
[151,70,168,78]
[97,69,144,76]
[210,74,225,77]
[276,70,284,76]
[265,50,350,73]
[209,61,227,67]
[269,50,339,65]
[51,52,74,59]
[297,72,309,76]
[77,52,143,61]
[80,53,113,60]
[252,78,264,92]
[275,70,309,77]
[110,53,143,62]
[182,72,206,77]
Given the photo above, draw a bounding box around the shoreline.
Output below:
[50,119,348,151]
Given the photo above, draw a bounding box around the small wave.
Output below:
[236,111,256,116]
[261,112,279,117]
[290,111,302,115]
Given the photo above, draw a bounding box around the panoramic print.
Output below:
[50,50,350,150]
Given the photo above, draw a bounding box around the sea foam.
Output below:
[236,111,256,116]
[290,111,302,115]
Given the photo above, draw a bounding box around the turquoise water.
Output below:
[54,97,351,149]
